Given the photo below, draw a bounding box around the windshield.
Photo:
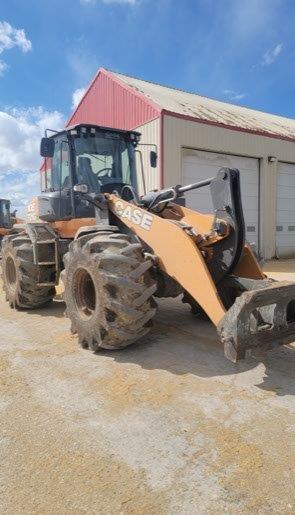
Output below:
[0,201,11,228]
[73,133,137,194]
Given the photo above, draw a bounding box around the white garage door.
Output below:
[276,162,295,258]
[182,149,259,248]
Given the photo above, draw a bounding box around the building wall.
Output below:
[163,114,295,259]
[135,118,161,195]
[68,70,159,130]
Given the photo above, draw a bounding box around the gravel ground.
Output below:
[0,262,295,514]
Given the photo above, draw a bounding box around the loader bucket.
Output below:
[218,281,295,362]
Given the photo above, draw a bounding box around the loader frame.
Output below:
[15,168,293,363]
[2,122,295,363]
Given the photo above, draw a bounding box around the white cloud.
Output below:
[224,89,246,101]
[262,43,283,66]
[71,87,86,110]
[0,59,8,76]
[0,21,31,54]
[0,107,64,173]
[0,170,39,213]
[0,106,64,212]
[0,21,31,76]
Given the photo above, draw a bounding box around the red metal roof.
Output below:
[68,68,295,143]
[67,68,161,130]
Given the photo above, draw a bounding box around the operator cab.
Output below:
[0,199,12,229]
[39,124,141,221]
[73,127,139,195]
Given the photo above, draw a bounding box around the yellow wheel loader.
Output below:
[2,123,295,362]
[0,199,20,244]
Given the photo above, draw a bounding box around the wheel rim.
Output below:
[5,256,17,293]
[72,268,96,320]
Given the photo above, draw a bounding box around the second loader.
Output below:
[0,199,11,243]
[2,123,295,362]
[0,198,20,244]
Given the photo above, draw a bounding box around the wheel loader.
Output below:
[2,123,295,362]
[0,198,16,244]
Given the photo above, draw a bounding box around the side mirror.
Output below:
[40,137,55,158]
[73,184,89,194]
[150,150,158,168]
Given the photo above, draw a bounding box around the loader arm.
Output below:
[107,169,295,363]
[108,194,227,326]
[107,167,264,327]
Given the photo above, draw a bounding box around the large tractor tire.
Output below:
[1,234,55,309]
[63,230,157,351]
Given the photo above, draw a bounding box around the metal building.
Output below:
[68,68,295,260]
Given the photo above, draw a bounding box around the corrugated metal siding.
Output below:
[135,118,160,195]
[163,114,295,259]
[68,71,159,130]
[114,72,295,141]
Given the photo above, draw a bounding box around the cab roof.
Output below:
[48,123,141,139]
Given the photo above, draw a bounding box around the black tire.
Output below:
[1,234,55,309]
[62,230,157,351]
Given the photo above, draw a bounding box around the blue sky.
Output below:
[0,0,294,212]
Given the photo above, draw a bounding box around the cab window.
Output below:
[74,134,136,194]
[42,138,70,191]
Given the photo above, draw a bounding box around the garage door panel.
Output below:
[276,162,295,257]
[182,149,259,248]
[184,167,258,188]
[276,186,295,199]
[184,150,257,166]
[277,163,295,175]
[239,184,258,197]
[239,177,258,187]
[276,235,295,257]
[275,246,295,256]
[185,192,213,212]
[184,166,216,182]
[186,191,258,213]
[277,234,295,243]
[239,172,258,183]
[276,209,295,222]
[277,175,295,187]
[244,210,259,221]
[184,161,258,178]
[243,202,259,215]
[277,199,295,211]
[184,152,257,171]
